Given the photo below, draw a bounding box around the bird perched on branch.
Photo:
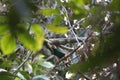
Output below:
[44,41,65,59]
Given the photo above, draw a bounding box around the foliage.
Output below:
[0,0,120,80]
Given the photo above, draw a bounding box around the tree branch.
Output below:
[13,51,33,74]
[45,37,86,45]
[55,44,82,65]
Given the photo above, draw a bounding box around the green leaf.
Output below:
[75,0,84,7]
[31,24,45,50]
[15,77,21,80]
[83,0,91,5]
[31,24,44,35]
[90,6,102,15]
[0,24,9,35]
[53,15,63,25]
[1,60,12,68]
[82,19,90,28]
[47,24,68,34]
[40,8,59,16]
[1,33,16,55]
[0,72,16,80]
[69,0,85,7]
[17,31,37,51]
[18,71,31,80]
[109,0,120,11]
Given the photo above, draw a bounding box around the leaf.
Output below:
[18,71,31,80]
[1,60,12,68]
[17,31,37,51]
[109,0,120,11]
[33,75,50,80]
[40,8,59,16]
[82,19,90,28]
[17,72,27,80]
[47,24,68,34]
[31,24,45,36]
[83,0,91,5]
[72,7,88,19]
[31,24,45,51]
[15,77,21,80]
[17,23,44,51]
[1,33,16,55]
[0,72,16,80]
[40,61,54,68]
[53,15,63,25]
[75,0,84,6]
[25,63,33,74]
[0,24,9,35]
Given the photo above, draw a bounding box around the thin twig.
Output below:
[13,51,33,74]
[61,4,81,44]
[55,44,82,65]
[78,72,91,80]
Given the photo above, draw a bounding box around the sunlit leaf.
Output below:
[40,8,59,16]
[31,24,45,50]
[47,24,68,34]
[75,0,84,7]
[1,33,16,55]
[39,54,45,59]
[17,31,37,51]
[15,77,21,80]
[31,24,44,35]
[69,0,85,6]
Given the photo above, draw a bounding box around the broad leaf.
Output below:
[31,24,44,35]
[47,24,68,34]
[40,8,59,16]
[17,31,37,51]
[1,33,16,55]
[31,24,45,51]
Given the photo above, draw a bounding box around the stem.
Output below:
[13,51,33,74]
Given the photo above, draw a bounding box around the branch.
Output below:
[59,45,74,51]
[61,4,81,44]
[13,51,33,74]
[46,37,86,45]
[55,31,93,65]
[55,44,82,65]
